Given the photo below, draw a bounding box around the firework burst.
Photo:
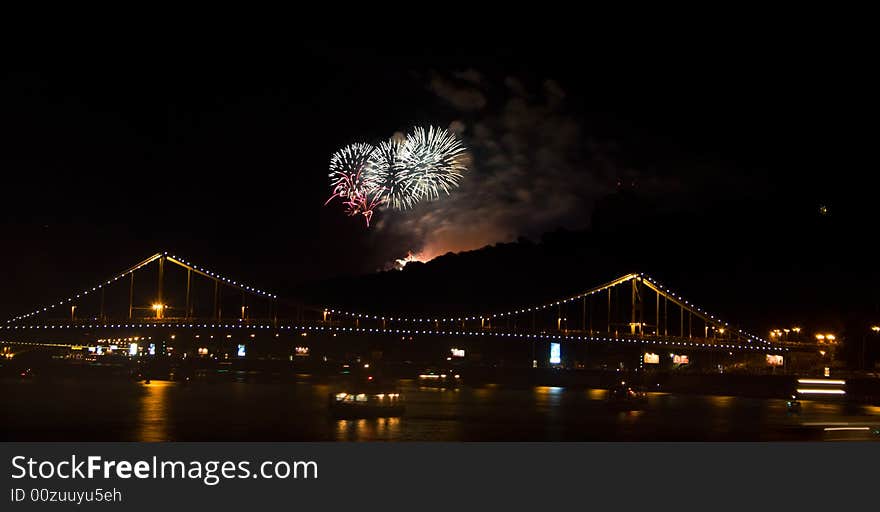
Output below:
[365,137,417,210]
[325,126,469,227]
[326,143,385,226]
[400,126,468,203]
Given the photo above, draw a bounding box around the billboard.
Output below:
[237,344,246,357]
[766,354,784,366]
[549,343,561,365]
[644,352,659,364]
[672,354,689,365]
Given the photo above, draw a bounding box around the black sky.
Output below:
[1,38,875,338]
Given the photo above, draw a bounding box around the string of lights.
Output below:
[164,254,277,299]
[6,254,766,346]
[6,252,277,324]
[0,323,787,352]
[323,273,769,345]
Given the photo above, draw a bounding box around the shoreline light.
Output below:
[797,388,845,395]
[797,379,845,385]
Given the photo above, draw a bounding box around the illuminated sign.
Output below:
[450,348,465,358]
[197,347,209,356]
[295,346,310,356]
[672,354,689,365]
[550,343,561,365]
[71,345,83,351]
[148,343,156,356]
[128,343,138,356]
[237,344,246,357]
[109,344,118,351]
[766,354,784,366]
[643,352,659,364]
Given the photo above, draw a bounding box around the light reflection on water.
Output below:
[335,416,402,441]
[137,381,173,442]
[707,395,735,408]
[4,378,880,441]
[587,389,608,400]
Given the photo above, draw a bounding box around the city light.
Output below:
[766,354,784,366]
[797,388,845,395]
[549,343,561,365]
[797,379,845,385]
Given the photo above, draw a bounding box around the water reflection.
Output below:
[137,381,173,442]
[6,376,880,442]
[587,388,607,400]
[707,395,735,408]
[534,386,564,394]
[418,386,456,392]
[534,386,564,407]
[617,409,644,423]
[472,387,496,400]
[334,416,401,441]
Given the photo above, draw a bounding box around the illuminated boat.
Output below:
[786,395,802,413]
[328,374,405,418]
[606,381,648,410]
[416,369,461,387]
[328,389,405,418]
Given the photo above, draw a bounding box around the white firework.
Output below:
[364,137,418,210]
[400,126,468,203]
[327,142,376,202]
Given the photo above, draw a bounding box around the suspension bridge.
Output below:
[1,252,795,361]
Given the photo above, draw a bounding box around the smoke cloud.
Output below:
[375,72,626,263]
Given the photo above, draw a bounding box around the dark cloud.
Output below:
[376,73,624,262]
[427,71,487,112]
[452,69,484,85]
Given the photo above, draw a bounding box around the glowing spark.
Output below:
[394,251,427,269]
[364,137,417,210]
[326,143,384,226]
[401,126,468,203]
[325,126,469,226]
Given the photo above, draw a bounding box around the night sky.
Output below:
[1,39,875,349]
